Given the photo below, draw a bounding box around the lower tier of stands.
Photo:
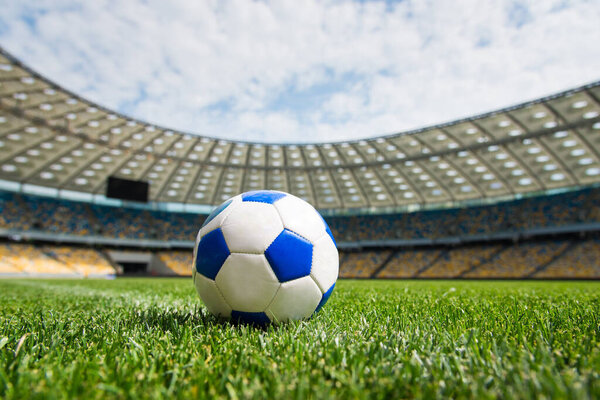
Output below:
[340,237,600,279]
[2,236,600,279]
[157,251,192,276]
[0,243,116,277]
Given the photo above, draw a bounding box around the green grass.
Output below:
[0,279,598,399]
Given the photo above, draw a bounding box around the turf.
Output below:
[0,279,598,399]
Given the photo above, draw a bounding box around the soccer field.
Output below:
[0,279,598,399]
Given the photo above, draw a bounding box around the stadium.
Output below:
[1,47,600,280]
[1,3,599,397]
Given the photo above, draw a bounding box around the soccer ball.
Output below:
[192,190,338,324]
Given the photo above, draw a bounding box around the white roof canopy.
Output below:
[1,48,599,210]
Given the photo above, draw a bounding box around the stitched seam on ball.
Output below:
[227,252,280,284]
[272,202,317,243]
[272,202,285,226]
[308,274,325,295]
[288,228,312,243]
[309,241,314,279]
[311,232,336,293]
[216,197,240,228]
[263,283,282,317]
[314,232,329,244]
[264,233,279,252]
[217,201,242,251]
[214,281,234,312]
[309,231,328,278]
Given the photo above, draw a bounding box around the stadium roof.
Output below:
[1,47,600,211]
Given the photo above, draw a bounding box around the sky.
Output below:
[0,0,599,143]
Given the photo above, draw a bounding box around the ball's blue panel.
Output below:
[265,228,313,282]
[195,228,230,280]
[231,310,271,325]
[319,214,336,246]
[315,282,335,313]
[242,190,286,204]
[201,199,233,228]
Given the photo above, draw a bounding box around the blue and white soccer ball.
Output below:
[192,190,338,324]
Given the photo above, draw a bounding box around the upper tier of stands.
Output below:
[328,187,597,241]
[1,187,598,242]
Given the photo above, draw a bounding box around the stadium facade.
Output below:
[1,47,599,279]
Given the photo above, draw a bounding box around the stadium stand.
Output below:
[373,248,442,278]
[1,187,598,242]
[461,240,571,278]
[328,187,600,242]
[45,246,116,277]
[532,238,600,278]
[21,194,97,235]
[0,191,31,231]
[157,250,193,275]
[0,243,24,275]
[418,244,503,278]
[339,250,392,278]
[2,237,599,279]
[0,243,116,277]
[339,238,600,279]
[0,48,599,280]
[1,186,599,279]
[90,205,153,239]
[0,243,76,276]
[151,211,203,241]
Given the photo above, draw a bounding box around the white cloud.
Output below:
[0,0,598,143]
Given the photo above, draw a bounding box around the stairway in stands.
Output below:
[525,240,581,278]
[457,246,507,278]
[370,250,400,278]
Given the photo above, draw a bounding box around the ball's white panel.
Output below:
[310,234,339,293]
[215,253,280,312]
[221,202,283,253]
[194,273,232,318]
[274,194,325,242]
[266,276,322,322]
[198,195,242,238]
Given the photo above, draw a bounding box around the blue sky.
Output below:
[0,0,599,143]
